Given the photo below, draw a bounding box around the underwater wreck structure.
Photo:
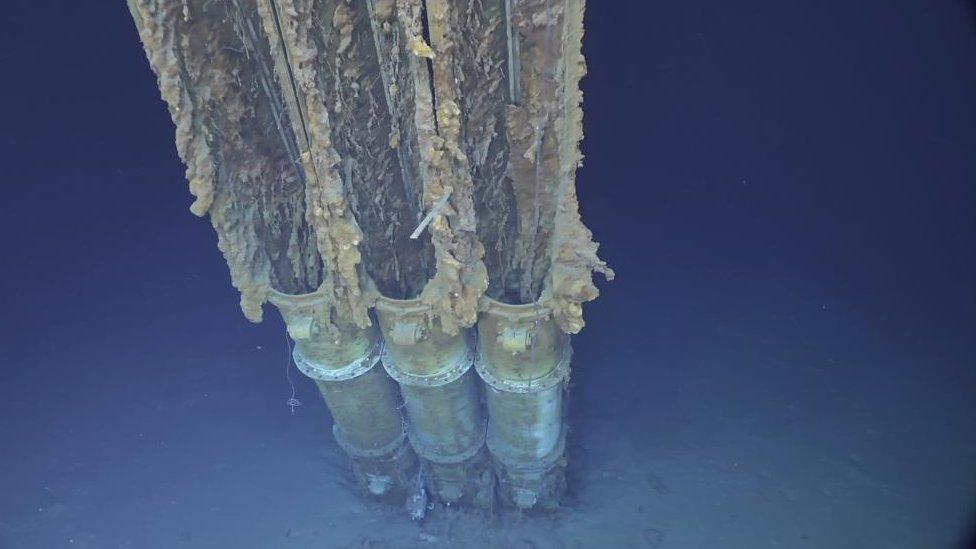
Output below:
[129,0,611,513]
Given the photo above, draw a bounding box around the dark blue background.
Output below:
[1,2,971,377]
[1,1,974,547]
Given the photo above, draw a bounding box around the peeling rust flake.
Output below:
[129,0,324,322]
[129,0,610,334]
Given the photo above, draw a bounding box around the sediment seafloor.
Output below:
[2,0,976,547]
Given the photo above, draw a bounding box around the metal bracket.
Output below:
[285,315,317,340]
[498,324,534,354]
[390,319,427,345]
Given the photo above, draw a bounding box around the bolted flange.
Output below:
[375,295,492,508]
[476,296,573,511]
[268,288,417,504]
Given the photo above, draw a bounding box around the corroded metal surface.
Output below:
[130,0,610,514]
[375,296,492,506]
[130,0,610,334]
[476,297,570,510]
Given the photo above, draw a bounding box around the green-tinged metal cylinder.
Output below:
[476,297,571,511]
[375,296,493,508]
[312,364,403,450]
[269,290,417,504]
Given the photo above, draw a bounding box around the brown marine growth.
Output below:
[129,0,612,515]
[129,0,326,321]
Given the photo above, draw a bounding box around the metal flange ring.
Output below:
[381,341,475,388]
[292,339,382,383]
[409,419,488,465]
[332,422,409,460]
[488,425,567,472]
[474,343,572,394]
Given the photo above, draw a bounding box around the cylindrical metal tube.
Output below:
[476,297,571,511]
[397,372,483,458]
[483,381,563,462]
[375,296,493,508]
[269,289,417,504]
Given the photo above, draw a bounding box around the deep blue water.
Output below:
[1,1,974,547]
